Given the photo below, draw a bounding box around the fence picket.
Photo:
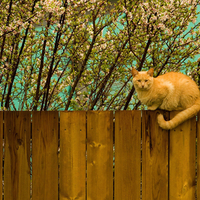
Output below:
[142,111,169,200]
[198,112,200,200]
[115,110,141,200]
[32,111,58,200]
[60,111,86,200]
[87,111,113,200]
[4,111,31,200]
[0,112,3,200]
[169,111,196,200]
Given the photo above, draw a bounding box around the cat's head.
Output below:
[132,68,154,90]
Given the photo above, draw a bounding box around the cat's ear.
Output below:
[147,68,154,77]
[132,67,138,77]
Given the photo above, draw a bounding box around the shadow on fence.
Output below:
[0,111,199,200]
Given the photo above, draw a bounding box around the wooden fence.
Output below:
[0,111,199,200]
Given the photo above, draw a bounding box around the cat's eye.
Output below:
[145,80,148,82]
[137,80,141,82]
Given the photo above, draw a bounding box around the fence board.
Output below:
[87,111,113,200]
[198,112,200,200]
[4,111,31,200]
[169,111,196,200]
[115,110,141,200]
[142,111,169,200]
[32,111,58,200]
[0,112,3,200]
[60,111,86,200]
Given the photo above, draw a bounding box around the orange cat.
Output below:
[132,68,200,130]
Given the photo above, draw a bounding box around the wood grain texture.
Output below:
[0,112,3,200]
[115,110,141,200]
[142,111,169,200]
[169,111,196,200]
[198,112,200,200]
[60,111,86,200]
[32,111,58,200]
[4,111,31,200]
[87,111,113,200]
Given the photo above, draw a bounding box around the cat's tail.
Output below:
[157,98,200,130]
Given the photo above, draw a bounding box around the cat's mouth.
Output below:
[139,86,149,90]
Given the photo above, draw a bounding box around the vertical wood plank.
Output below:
[60,111,86,200]
[169,111,196,200]
[87,111,113,200]
[142,111,168,200]
[115,110,141,200]
[198,112,200,200]
[4,111,31,200]
[0,112,3,200]
[32,111,58,200]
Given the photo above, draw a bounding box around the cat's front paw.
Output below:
[148,105,158,110]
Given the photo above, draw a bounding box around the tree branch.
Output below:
[33,13,52,110]
[5,0,38,109]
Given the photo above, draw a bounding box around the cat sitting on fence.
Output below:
[131,67,200,130]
